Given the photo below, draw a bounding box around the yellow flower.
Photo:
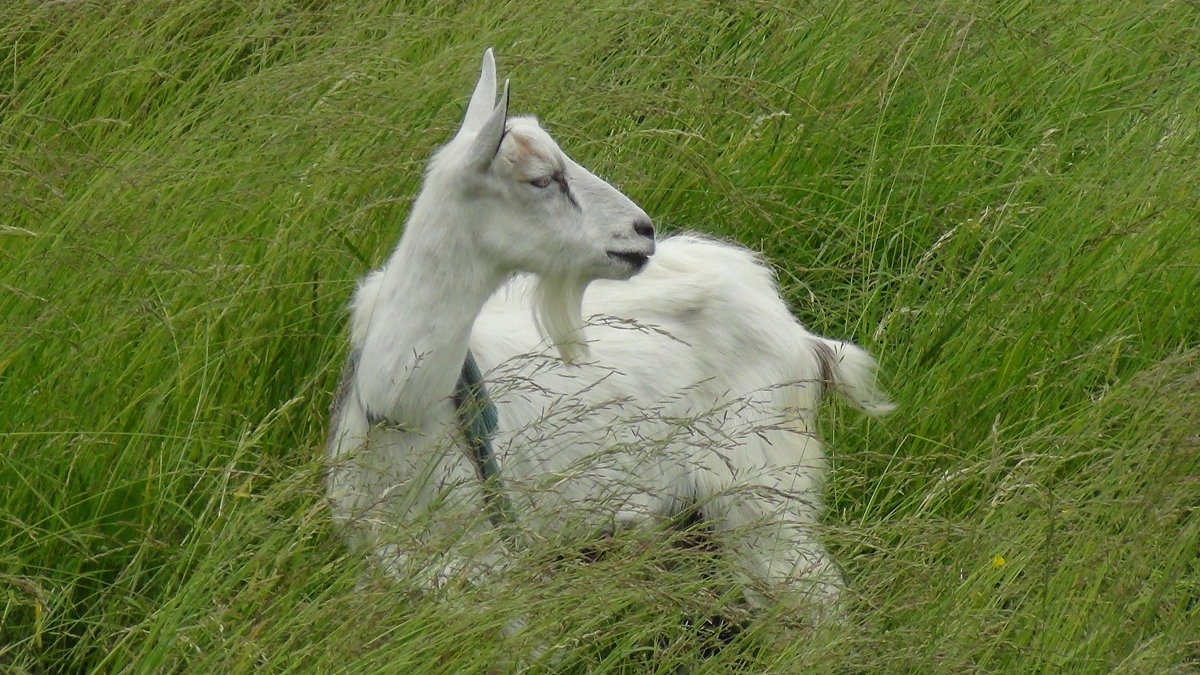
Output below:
[992,555,1006,569]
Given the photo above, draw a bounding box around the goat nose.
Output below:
[632,218,655,241]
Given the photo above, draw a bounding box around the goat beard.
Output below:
[533,274,589,364]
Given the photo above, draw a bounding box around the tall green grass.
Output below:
[3,0,1197,671]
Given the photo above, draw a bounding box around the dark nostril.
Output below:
[633,219,655,240]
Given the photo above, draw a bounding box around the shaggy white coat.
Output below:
[327,49,893,615]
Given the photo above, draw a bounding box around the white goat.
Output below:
[327,49,894,616]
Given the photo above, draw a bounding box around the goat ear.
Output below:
[466,78,509,172]
[459,48,497,135]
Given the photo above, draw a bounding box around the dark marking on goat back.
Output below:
[812,339,835,397]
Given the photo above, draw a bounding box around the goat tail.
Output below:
[810,338,896,417]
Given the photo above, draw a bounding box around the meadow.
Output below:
[2,0,1198,671]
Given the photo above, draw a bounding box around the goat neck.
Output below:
[353,197,505,433]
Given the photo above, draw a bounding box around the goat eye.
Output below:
[529,176,553,189]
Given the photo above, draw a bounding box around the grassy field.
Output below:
[3,0,1199,671]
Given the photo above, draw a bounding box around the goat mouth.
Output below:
[606,250,650,270]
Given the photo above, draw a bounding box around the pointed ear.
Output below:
[466,79,509,172]
[459,48,497,136]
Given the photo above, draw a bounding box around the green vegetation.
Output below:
[3,1,1197,671]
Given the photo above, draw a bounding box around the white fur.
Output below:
[327,50,894,616]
